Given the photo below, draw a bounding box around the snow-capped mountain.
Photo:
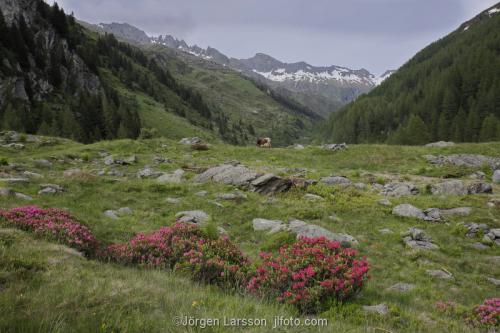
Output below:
[91,22,395,116]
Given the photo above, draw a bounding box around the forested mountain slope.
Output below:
[82,21,322,146]
[0,0,319,146]
[323,3,500,145]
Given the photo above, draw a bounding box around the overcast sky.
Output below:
[52,0,498,75]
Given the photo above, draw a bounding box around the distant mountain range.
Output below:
[91,22,395,117]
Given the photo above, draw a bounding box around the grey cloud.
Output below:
[54,0,499,73]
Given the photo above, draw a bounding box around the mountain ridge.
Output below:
[94,22,394,116]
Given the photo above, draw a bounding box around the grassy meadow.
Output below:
[0,137,499,333]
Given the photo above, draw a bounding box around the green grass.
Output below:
[0,137,499,332]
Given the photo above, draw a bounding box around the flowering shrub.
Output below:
[465,298,499,328]
[107,223,205,268]
[108,223,250,287]
[435,300,458,315]
[246,237,369,313]
[178,235,250,288]
[0,205,100,257]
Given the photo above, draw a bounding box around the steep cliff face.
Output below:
[0,0,146,143]
[0,0,100,111]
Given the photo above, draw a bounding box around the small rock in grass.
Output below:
[387,283,416,293]
[402,227,439,250]
[156,169,185,184]
[176,210,209,225]
[166,197,181,204]
[304,193,325,201]
[379,228,393,234]
[117,207,133,216]
[471,242,489,250]
[363,304,389,315]
[0,188,13,196]
[1,178,30,185]
[179,137,202,145]
[208,200,224,208]
[487,199,500,208]
[252,218,285,232]
[137,167,163,179]
[34,159,52,168]
[431,180,468,196]
[380,182,419,197]
[104,210,119,220]
[38,184,64,195]
[486,277,500,286]
[23,171,43,179]
[195,191,208,197]
[63,168,84,177]
[328,213,341,222]
[425,141,455,148]
[320,176,351,186]
[393,204,431,221]
[426,269,453,279]
[493,170,500,184]
[378,199,392,206]
[217,191,247,200]
[289,220,358,245]
[469,171,486,180]
[14,192,33,201]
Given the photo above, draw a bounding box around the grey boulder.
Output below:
[176,210,209,225]
[380,182,419,197]
[363,304,388,315]
[288,219,358,245]
[494,170,500,184]
[320,176,351,186]
[156,169,185,184]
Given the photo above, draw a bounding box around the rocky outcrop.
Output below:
[137,167,163,179]
[251,218,358,245]
[430,180,492,195]
[379,182,419,197]
[402,227,439,250]
[0,0,101,110]
[193,162,309,195]
[425,154,500,170]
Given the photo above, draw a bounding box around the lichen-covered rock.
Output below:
[425,154,500,170]
[431,180,468,196]
[156,169,185,184]
[402,227,439,250]
[393,204,437,221]
[320,176,351,186]
[380,182,419,197]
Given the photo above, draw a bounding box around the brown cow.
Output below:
[256,137,272,148]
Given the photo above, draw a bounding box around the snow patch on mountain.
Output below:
[253,68,393,86]
[488,7,499,15]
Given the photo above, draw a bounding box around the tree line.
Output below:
[323,11,500,145]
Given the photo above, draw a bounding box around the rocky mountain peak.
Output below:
[99,22,151,45]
